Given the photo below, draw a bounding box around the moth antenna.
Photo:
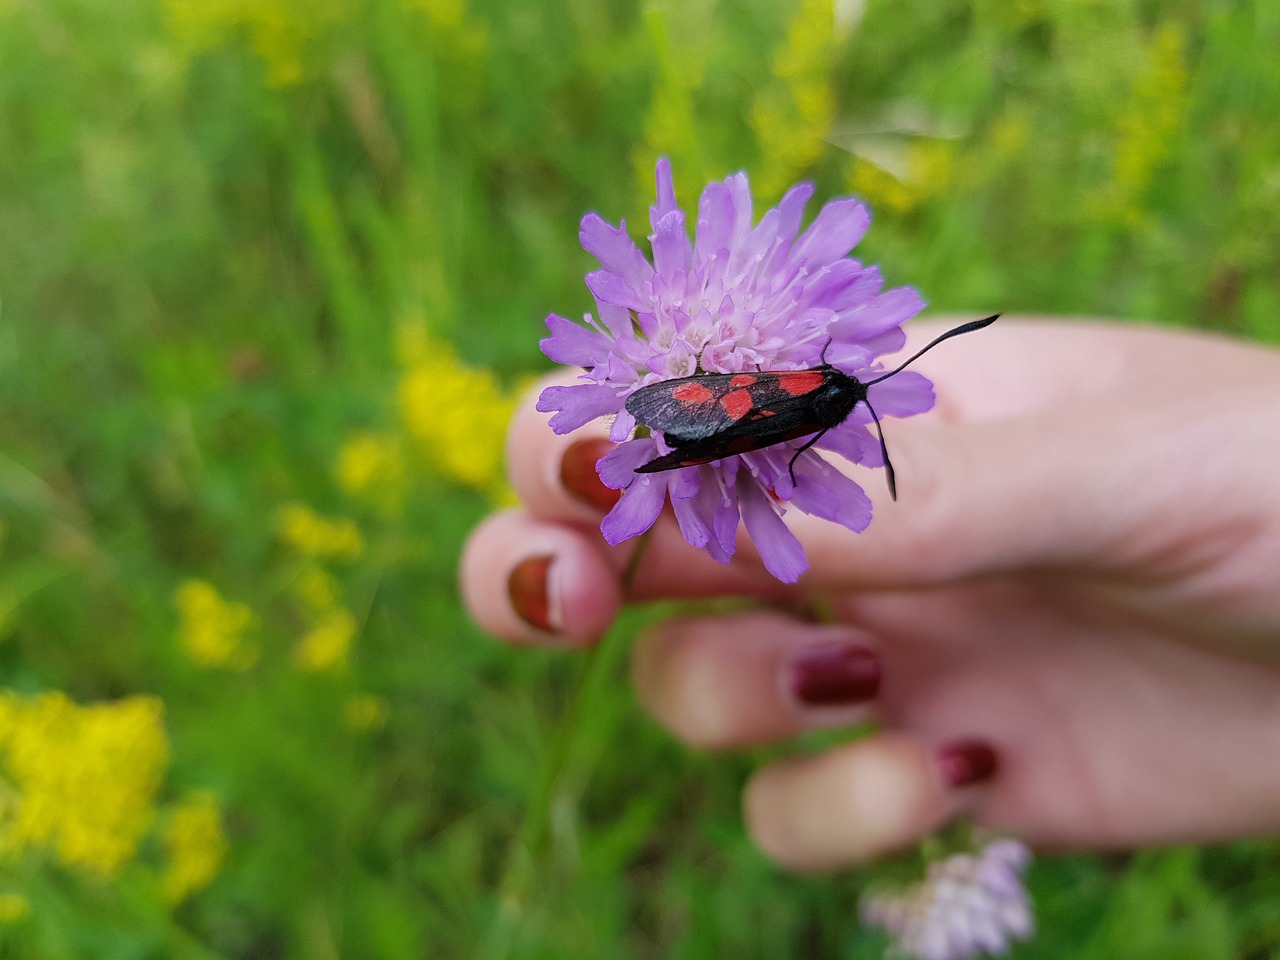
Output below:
[866,314,999,386]
[861,396,897,501]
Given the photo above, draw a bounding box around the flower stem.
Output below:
[484,532,652,960]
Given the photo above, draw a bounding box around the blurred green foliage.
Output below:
[1,0,1280,956]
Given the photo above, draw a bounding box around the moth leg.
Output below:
[786,429,829,487]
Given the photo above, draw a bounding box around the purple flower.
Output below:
[859,839,1035,960]
[537,158,934,582]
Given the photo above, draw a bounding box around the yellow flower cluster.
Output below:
[161,791,228,904]
[0,892,28,923]
[294,607,359,672]
[336,431,407,514]
[396,325,518,500]
[1096,22,1189,223]
[173,580,259,671]
[165,0,486,87]
[402,0,488,64]
[0,692,168,875]
[843,138,958,217]
[846,156,915,215]
[628,5,710,196]
[164,0,353,86]
[277,503,364,561]
[749,0,839,200]
[277,508,363,671]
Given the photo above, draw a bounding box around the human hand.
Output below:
[461,316,1280,871]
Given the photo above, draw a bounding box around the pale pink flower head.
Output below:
[859,839,1035,960]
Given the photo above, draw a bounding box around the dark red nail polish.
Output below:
[561,438,621,511]
[790,644,881,706]
[508,555,555,632]
[937,739,999,788]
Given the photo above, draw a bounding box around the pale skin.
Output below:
[460,316,1280,871]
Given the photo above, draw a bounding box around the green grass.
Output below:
[2,0,1280,956]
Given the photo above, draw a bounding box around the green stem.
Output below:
[484,532,652,960]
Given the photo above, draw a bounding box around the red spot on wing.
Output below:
[721,388,755,421]
[729,374,757,387]
[776,370,826,396]
[673,381,715,405]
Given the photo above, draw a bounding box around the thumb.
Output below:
[790,406,1134,588]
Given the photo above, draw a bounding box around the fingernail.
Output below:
[789,643,881,706]
[508,555,558,632]
[560,438,621,511]
[937,739,999,788]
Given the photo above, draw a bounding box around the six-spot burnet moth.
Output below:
[624,314,999,499]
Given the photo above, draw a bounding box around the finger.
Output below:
[899,314,1275,423]
[506,377,622,524]
[743,733,998,871]
[459,510,621,647]
[789,343,1276,590]
[631,611,881,749]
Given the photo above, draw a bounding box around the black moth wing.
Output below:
[624,371,748,442]
[625,368,841,444]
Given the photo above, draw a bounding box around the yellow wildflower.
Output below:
[290,563,342,614]
[294,608,358,672]
[628,4,710,201]
[846,156,916,214]
[336,431,406,513]
[405,0,463,27]
[749,0,838,199]
[989,111,1031,159]
[0,692,168,875]
[397,339,517,499]
[1093,22,1188,223]
[173,580,258,671]
[163,0,353,87]
[161,791,227,904]
[342,693,389,732]
[0,893,28,923]
[906,138,957,197]
[401,0,487,58]
[276,502,364,561]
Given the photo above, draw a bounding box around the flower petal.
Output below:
[600,477,667,545]
[795,260,881,315]
[790,198,870,265]
[650,209,692,282]
[585,269,650,312]
[597,438,656,489]
[596,301,635,340]
[580,213,654,289]
[672,493,713,548]
[775,181,815,245]
[694,182,734,260]
[609,409,637,442]
[830,285,926,343]
[866,370,936,417]
[536,382,620,434]
[540,313,611,367]
[740,485,807,582]
[650,156,678,227]
[818,422,881,467]
[791,455,873,533]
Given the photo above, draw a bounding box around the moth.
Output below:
[624,314,999,498]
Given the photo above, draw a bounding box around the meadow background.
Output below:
[2,0,1280,956]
